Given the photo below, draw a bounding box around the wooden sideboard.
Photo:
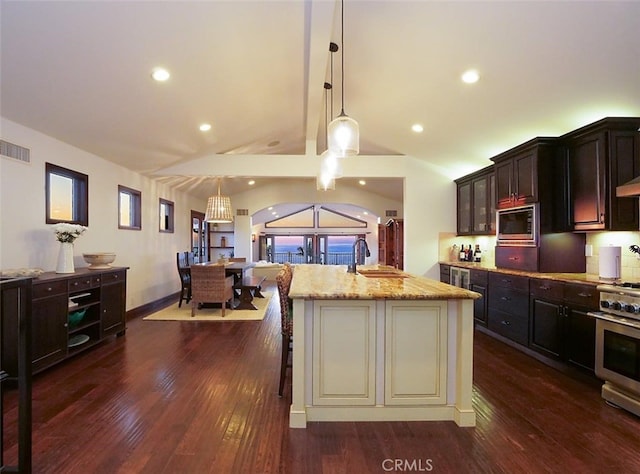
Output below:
[3,267,128,375]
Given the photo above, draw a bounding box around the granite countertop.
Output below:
[289,264,481,300]
[439,261,606,286]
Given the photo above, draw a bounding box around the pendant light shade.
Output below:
[320,149,343,179]
[317,171,336,191]
[328,0,358,158]
[205,178,233,223]
[328,112,359,157]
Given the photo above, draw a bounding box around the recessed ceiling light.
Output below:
[151,67,170,82]
[248,180,255,186]
[411,124,424,133]
[199,123,211,132]
[359,180,366,185]
[461,69,479,84]
[363,211,368,215]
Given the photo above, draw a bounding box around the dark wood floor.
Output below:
[3,284,640,473]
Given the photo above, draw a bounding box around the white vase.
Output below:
[56,242,75,273]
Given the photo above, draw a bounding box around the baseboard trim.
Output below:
[127,292,179,320]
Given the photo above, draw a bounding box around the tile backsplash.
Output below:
[585,231,640,281]
[439,230,640,280]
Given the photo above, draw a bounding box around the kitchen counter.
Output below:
[439,261,606,286]
[288,264,477,429]
[289,264,481,300]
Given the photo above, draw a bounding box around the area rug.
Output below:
[143,292,272,322]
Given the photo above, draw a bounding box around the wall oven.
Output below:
[589,283,640,417]
[496,204,538,246]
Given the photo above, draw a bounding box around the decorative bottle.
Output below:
[474,244,482,263]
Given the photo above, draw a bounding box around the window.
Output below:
[45,163,88,226]
[118,185,141,230]
[159,198,174,233]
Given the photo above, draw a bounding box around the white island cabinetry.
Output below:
[289,265,479,428]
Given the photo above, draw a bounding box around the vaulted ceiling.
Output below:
[2,1,639,203]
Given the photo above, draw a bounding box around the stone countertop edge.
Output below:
[439,261,609,286]
[289,264,481,300]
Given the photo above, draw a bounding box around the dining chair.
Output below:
[190,264,235,317]
[276,263,293,397]
[176,251,193,308]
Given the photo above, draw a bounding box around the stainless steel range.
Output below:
[589,282,640,417]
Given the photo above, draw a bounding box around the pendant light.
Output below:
[205,178,233,223]
[318,43,342,187]
[328,0,359,158]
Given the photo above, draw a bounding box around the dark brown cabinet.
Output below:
[27,268,127,374]
[562,283,597,371]
[455,165,495,235]
[563,117,640,231]
[470,269,488,326]
[31,280,68,373]
[487,273,529,345]
[0,276,32,472]
[101,271,127,337]
[529,279,565,359]
[494,146,538,208]
[439,264,450,284]
[528,279,597,372]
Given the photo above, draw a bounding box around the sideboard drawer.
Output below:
[68,275,96,292]
[32,280,67,299]
[101,270,126,284]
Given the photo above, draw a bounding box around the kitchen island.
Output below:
[287,264,480,428]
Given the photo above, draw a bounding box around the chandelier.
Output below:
[205,178,233,223]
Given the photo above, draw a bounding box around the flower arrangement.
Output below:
[52,223,87,243]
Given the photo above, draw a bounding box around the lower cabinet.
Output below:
[101,271,127,337]
[487,273,530,346]
[527,279,597,372]
[28,268,128,374]
[384,300,447,405]
[31,280,69,373]
[312,300,377,406]
[470,269,488,327]
[311,299,448,407]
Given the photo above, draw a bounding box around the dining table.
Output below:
[222,261,256,286]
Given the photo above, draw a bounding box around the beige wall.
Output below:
[1,117,458,311]
[1,118,203,310]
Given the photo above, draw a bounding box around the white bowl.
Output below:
[82,252,116,269]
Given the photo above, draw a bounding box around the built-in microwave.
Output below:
[496,204,538,246]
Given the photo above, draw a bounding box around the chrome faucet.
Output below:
[347,238,371,274]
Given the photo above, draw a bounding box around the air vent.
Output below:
[385,210,398,217]
[237,209,249,216]
[0,139,31,164]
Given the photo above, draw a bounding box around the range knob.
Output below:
[625,303,640,314]
[612,301,623,311]
[601,300,613,309]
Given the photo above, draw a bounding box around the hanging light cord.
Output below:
[340,0,345,115]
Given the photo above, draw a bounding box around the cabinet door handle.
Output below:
[500,296,511,301]
[539,285,551,291]
[501,279,511,284]
[508,257,519,261]
[501,320,511,326]
[577,292,591,298]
